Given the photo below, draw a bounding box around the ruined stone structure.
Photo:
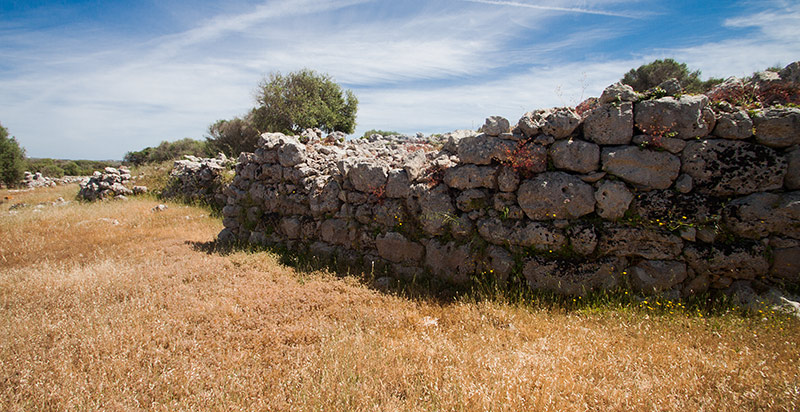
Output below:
[206,71,800,297]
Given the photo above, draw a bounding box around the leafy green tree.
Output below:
[622,58,721,93]
[206,116,261,157]
[123,138,208,166]
[251,69,358,135]
[361,129,400,139]
[0,122,26,187]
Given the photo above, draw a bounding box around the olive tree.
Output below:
[205,116,261,157]
[0,122,26,187]
[251,69,358,135]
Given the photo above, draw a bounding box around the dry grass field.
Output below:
[1,185,799,411]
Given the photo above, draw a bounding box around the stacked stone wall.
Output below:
[216,79,800,297]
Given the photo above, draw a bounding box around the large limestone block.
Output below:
[477,218,566,251]
[418,184,456,235]
[681,139,786,196]
[425,240,475,284]
[594,180,633,219]
[597,227,683,260]
[548,139,600,173]
[443,165,498,189]
[712,110,753,140]
[635,95,715,139]
[517,172,595,220]
[376,232,424,264]
[318,219,350,246]
[542,107,582,139]
[523,257,622,296]
[601,146,680,191]
[457,134,516,165]
[481,116,511,136]
[277,139,307,167]
[348,160,389,193]
[628,260,688,294]
[599,82,639,104]
[684,243,769,280]
[583,102,634,145]
[723,191,800,239]
[771,247,800,283]
[753,107,800,148]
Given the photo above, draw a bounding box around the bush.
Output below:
[0,123,26,187]
[622,59,722,93]
[124,138,208,166]
[360,129,400,139]
[25,158,119,177]
[251,69,358,135]
[206,116,261,157]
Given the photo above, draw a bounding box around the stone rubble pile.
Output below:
[78,166,146,201]
[161,154,234,209]
[20,171,87,188]
[217,62,800,297]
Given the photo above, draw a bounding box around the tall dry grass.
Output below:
[1,185,799,411]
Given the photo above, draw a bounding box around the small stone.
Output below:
[675,174,693,193]
[594,180,633,220]
[481,116,511,136]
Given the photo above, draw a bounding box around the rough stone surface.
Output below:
[684,243,769,280]
[376,232,424,264]
[635,95,715,139]
[629,260,688,294]
[517,109,547,137]
[418,185,456,235]
[602,146,680,191]
[787,148,800,190]
[583,102,634,145]
[457,134,516,165]
[597,227,683,260]
[549,139,600,173]
[674,174,693,193]
[713,110,754,140]
[481,116,511,136]
[753,107,800,148]
[631,135,686,154]
[599,82,639,104]
[523,257,622,296]
[517,172,596,220]
[425,240,475,284]
[723,192,800,239]
[349,161,389,193]
[594,180,633,219]
[771,247,800,283]
[681,139,787,196]
[443,165,497,189]
[542,107,581,139]
[78,166,135,201]
[567,224,598,255]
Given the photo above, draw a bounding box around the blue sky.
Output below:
[1,0,798,160]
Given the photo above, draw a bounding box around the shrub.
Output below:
[622,59,722,93]
[206,117,261,157]
[251,69,358,135]
[124,138,208,166]
[0,123,26,187]
[361,129,400,139]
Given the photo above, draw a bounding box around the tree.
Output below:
[251,69,358,135]
[206,116,261,157]
[621,58,721,93]
[123,138,208,166]
[0,122,26,188]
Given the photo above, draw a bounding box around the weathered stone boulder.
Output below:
[753,107,800,148]
[601,146,680,191]
[481,116,511,136]
[348,161,389,193]
[457,134,516,165]
[599,82,639,104]
[684,243,769,280]
[542,107,581,139]
[497,166,519,192]
[567,224,598,256]
[779,61,800,83]
[523,257,622,296]
[583,102,634,145]
[376,232,425,264]
[594,180,633,219]
[443,165,498,189]
[477,218,566,251]
[548,139,599,173]
[425,240,475,283]
[723,192,800,239]
[786,148,800,190]
[277,139,307,167]
[635,95,715,139]
[628,260,688,294]
[517,172,595,220]
[318,219,350,246]
[631,134,686,154]
[402,150,428,181]
[681,139,786,196]
[597,227,683,260]
[485,245,514,282]
[771,247,800,283]
[712,109,753,140]
[517,109,547,137]
[418,184,456,235]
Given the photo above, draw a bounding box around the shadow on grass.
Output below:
[186,238,794,321]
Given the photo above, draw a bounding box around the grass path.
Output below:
[1,185,799,411]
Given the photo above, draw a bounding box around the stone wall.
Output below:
[161,154,234,209]
[216,78,800,297]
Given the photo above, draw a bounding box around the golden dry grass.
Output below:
[1,185,799,411]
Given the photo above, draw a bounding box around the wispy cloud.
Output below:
[462,0,640,18]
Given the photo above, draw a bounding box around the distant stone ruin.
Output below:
[169,63,800,297]
[78,166,146,201]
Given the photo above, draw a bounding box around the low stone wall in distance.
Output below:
[218,81,800,297]
[161,154,234,210]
